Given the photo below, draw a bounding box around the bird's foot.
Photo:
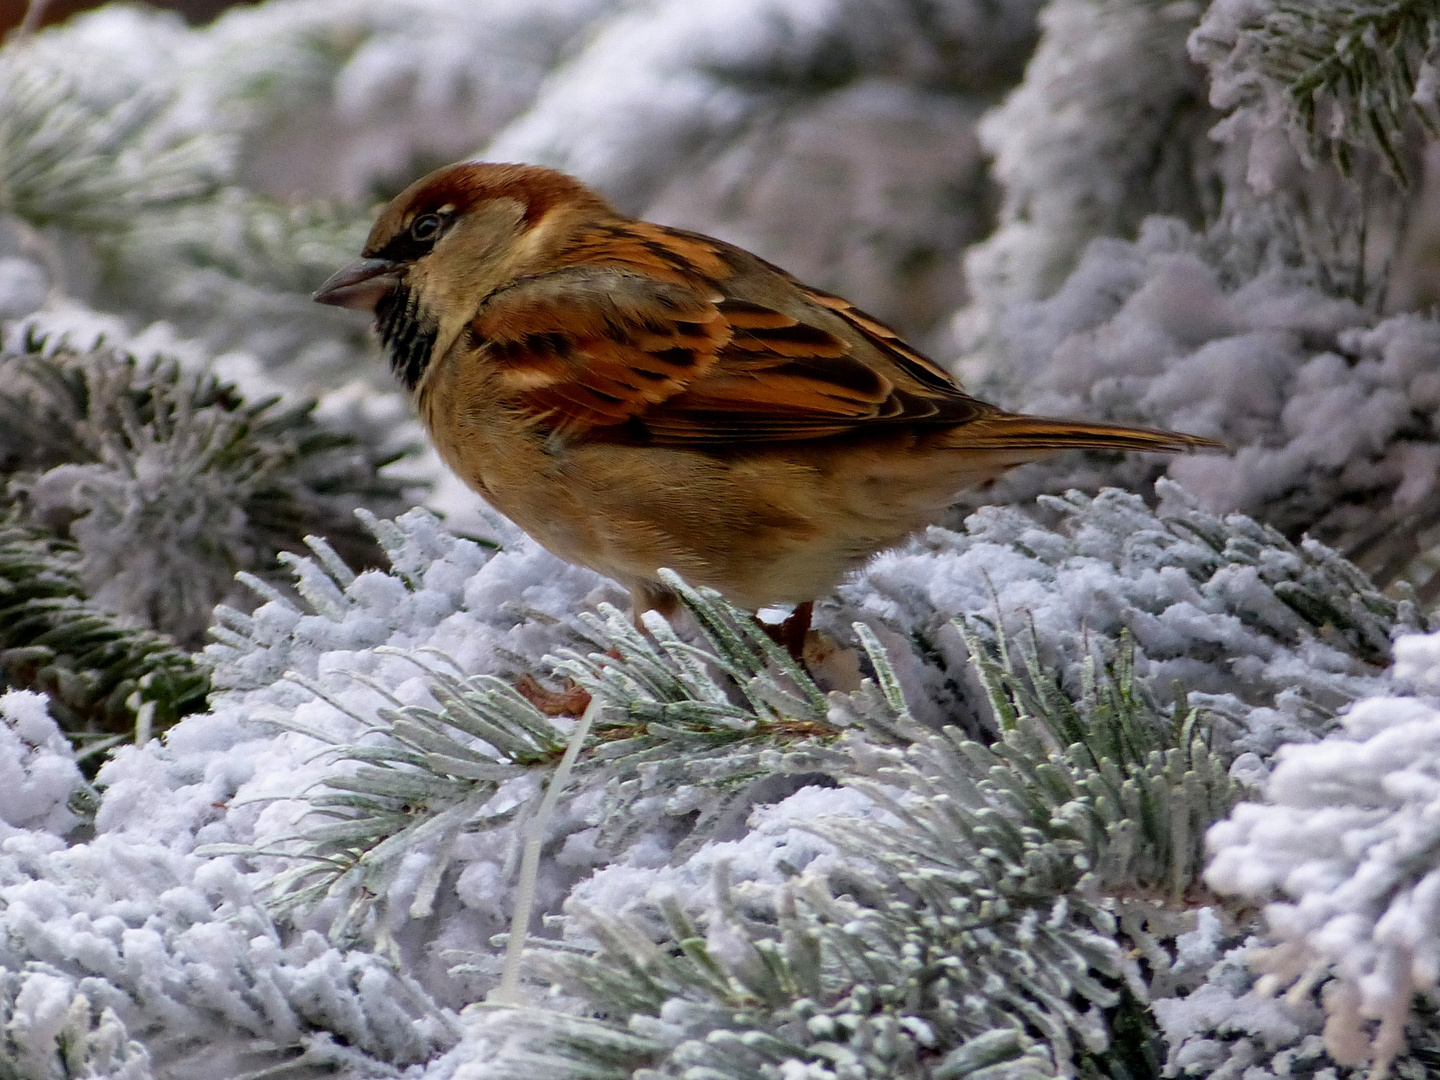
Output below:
[513,649,624,717]
[514,673,592,717]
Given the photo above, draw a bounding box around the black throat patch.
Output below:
[375,283,438,391]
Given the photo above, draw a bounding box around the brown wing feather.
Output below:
[799,283,960,392]
[472,267,731,432]
[944,414,1222,453]
[469,221,992,443]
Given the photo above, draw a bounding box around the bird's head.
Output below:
[314,161,614,391]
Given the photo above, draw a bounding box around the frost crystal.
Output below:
[1207,630,1440,1072]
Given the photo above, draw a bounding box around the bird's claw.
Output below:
[514,673,592,717]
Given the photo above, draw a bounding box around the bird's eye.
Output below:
[410,213,443,242]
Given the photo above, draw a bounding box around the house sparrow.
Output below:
[315,161,1220,646]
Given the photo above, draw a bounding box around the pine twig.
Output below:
[489,695,602,1006]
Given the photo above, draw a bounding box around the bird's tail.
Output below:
[950,413,1224,455]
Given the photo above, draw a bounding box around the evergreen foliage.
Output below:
[216,564,863,936]
[0,52,229,234]
[3,0,1440,1077]
[0,328,412,647]
[190,474,1427,1078]
[113,193,368,299]
[0,515,207,742]
[1201,0,1440,182]
[0,966,153,1080]
[963,0,1219,315]
[0,323,412,741]
[854,481,1422,765]
[1207,630,1440,1074]
[465,614,1237,1080]
[99,191,381,383]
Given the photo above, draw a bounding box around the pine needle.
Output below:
[489,694,602,1006]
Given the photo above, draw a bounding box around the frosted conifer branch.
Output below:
[0,332,412,647]
[550,574,869,858]
[963,0,1216,317]
[116,193,370,297]
[470,615,1238,1079]
[228,658,571,929]
[1193,0,1440,183]
[0,968,154,1080]
[0,515,209,742]
[243,561,868,926]
[1207,630,1440,1074]
[946,623,1237,904]
[0,59,230,233]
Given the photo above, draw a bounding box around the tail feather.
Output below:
[953,413,1224,455]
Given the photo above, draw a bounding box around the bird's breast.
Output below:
[417,353,606,557]
[420,365,541,492]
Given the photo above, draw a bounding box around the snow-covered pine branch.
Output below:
[0,0,1439,1076]
[1194,0,1440,183]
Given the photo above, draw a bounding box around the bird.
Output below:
[314,160,1221,654]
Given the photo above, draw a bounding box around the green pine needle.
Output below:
[466,611,1240,1080]
[0,514,209,741]
[0,332,414,646]
[1235,1,1440,182]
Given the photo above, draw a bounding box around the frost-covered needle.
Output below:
[487,695,602,1006]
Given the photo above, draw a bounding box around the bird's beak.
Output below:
[313,258,400,312]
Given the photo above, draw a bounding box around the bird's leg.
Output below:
[757,601,813,662]
[781,601,813,660]
[630,581,680,633]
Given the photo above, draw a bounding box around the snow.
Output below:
[565,784,878,930]
[1206,629,1440,1070]
[963,0,1214,321]
[840,481,1411,753]
[0,256,48,320]
[3,0,1440,1075]
[0,691,83,839]
[0,827,458,1075]
[954,218,1440,589]
[23,479,1387,1072]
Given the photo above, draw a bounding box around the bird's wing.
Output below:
[469,222,989,443]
